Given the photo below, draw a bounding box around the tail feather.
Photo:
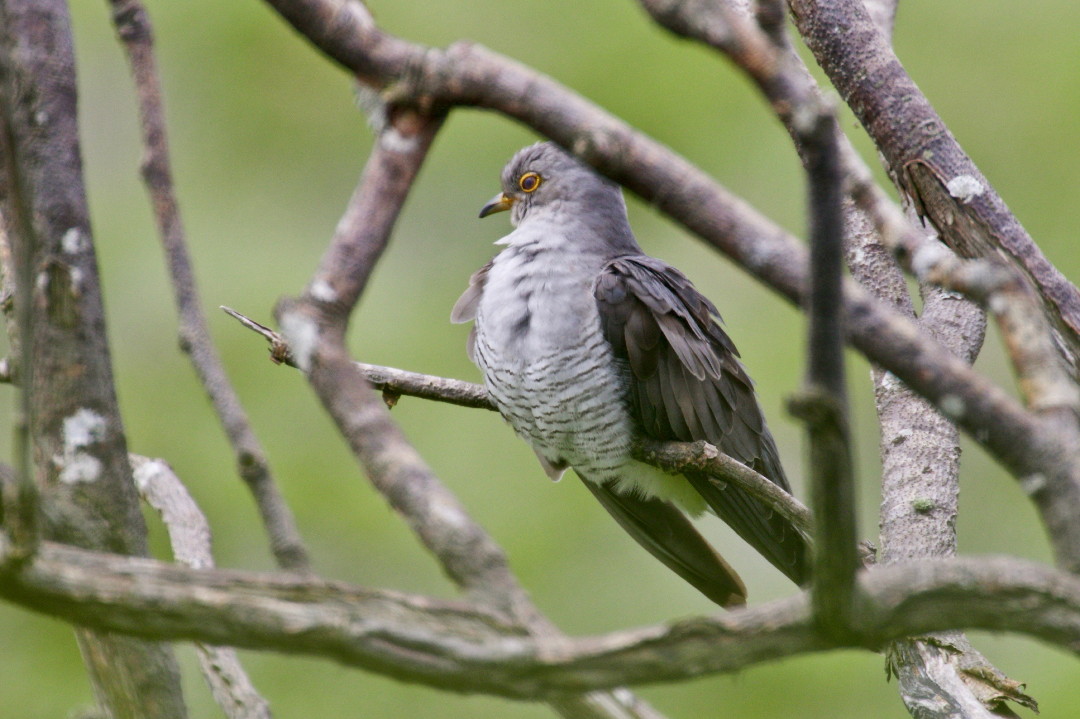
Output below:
[582,477,747,607]
[685,471,811,585]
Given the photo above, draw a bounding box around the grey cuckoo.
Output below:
[453,142,810,605]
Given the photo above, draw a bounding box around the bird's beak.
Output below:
[479,192,514,218]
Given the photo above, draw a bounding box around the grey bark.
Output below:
[3,540,1079,695]
[0,1,187,716]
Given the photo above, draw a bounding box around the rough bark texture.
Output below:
[0,1,186,716]
[133,455,271,719]
[875,285,984,565]
[836,1,1022,709]
[4,541,1080,696]
[788,0,1080,370]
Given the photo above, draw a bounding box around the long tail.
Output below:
[582,477,747,607]
[686,471,811,585]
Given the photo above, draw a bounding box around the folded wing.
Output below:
[595,256,810,585]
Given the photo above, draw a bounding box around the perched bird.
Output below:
[453,142,809,606]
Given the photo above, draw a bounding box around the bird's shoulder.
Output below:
[593,255,743,380]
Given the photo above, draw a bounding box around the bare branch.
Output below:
[635,3,1039,711]
[0,21,37,569]
[796,102,859,637]
[848,170,1079,425]
[3,540,1080,696]
[2,0,1073,714]
[668,0,1027,709]
[352,361,495,410]
[131,455,271,719]
[912,245,1080,420]
[635,438,812,537]
[221,305,496,410]
[106,0,310,572]
[871,267,1001,714]
[888,632,1037,718]
[690,0,1024,700]
[893,244,1080,571]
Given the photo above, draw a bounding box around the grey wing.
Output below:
[595,255,810,585]
[582,479,746,607]
[451,260,493,363]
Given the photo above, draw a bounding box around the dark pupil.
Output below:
[522,175,537,190]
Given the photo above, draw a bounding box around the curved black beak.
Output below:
[479,192,513,218]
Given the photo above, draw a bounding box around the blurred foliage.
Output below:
[3,0,1079,717]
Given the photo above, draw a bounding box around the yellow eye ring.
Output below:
[518,172,542,193]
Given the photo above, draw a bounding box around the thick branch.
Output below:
[798,105,859,637]
[787,0,1080,368]
[3,541,1080,697]
[0,130,36,563]
[0,0,185,714]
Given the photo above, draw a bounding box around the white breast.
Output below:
[473,239,635,480]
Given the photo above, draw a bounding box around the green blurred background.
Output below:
[3,0,1079,716]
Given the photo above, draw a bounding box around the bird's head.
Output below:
[479,142,631,236]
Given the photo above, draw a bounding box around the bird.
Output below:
[452,142,810,606]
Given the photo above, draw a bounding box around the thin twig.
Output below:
[222,305,496,410]
[222,306,815,538]
[107,0,311,571]
[635,438,812,536]
[793,106,859,638]
[131,455,271,719]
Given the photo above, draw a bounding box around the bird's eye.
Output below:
[518,172,542,193]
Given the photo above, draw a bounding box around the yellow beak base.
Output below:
[479,192,513,218]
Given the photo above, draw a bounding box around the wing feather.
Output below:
[451,260,492,325]
[595,256,810,585]
[624,305,660,377]
[452,260,493,364]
